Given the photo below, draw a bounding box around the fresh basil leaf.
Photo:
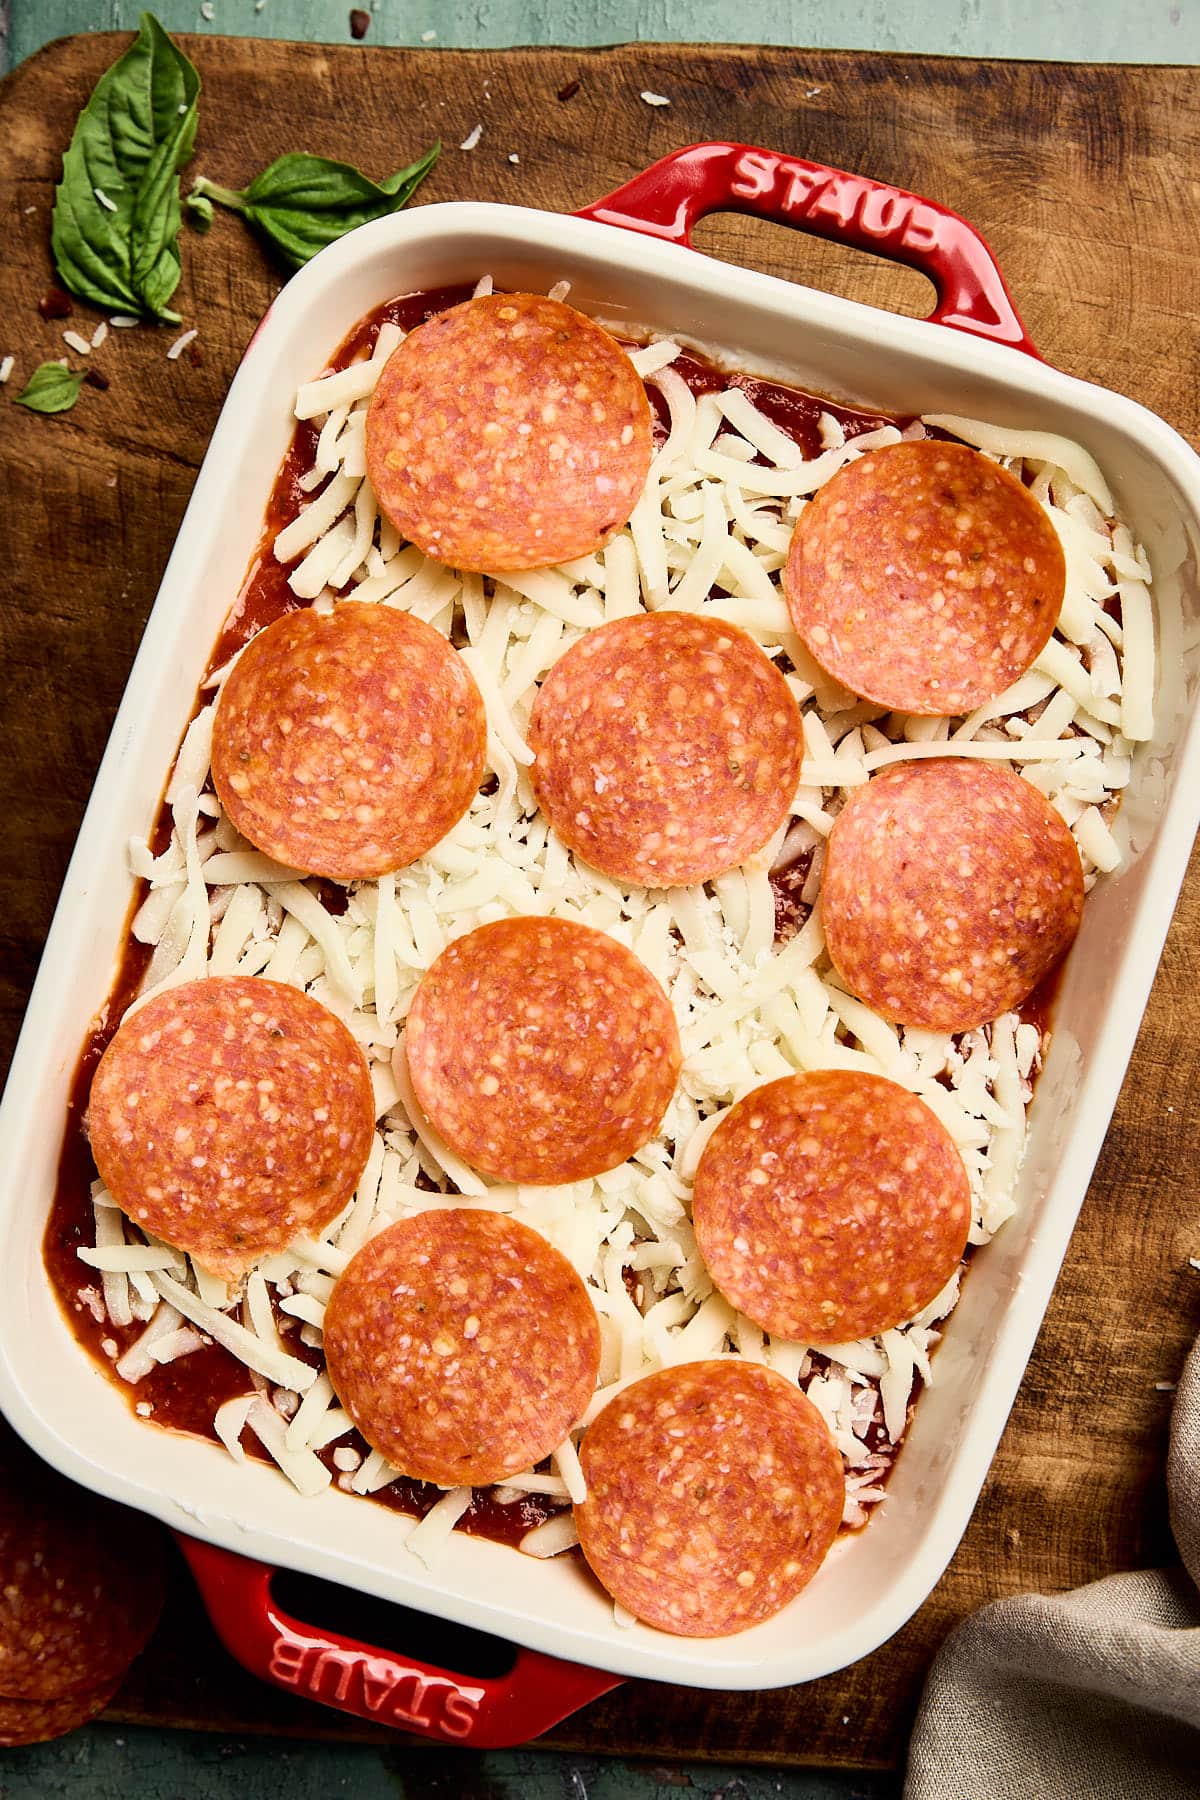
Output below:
[185,191,214,231]
[51,13,200,323]
[131,132,190,315]
[189,142,439,271]
[13,363,87,415]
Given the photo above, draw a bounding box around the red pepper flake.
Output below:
[349,8,370,38]
[84,367,110,391]
[556,78,582,102]
[38,286,73,321]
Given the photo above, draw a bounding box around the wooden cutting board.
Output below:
[2,32,1199,1771]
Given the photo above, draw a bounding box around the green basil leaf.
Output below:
[185,191,214,231]
[13,363,88,415]
[131,134,189,315]
[190,142,439,271]
[50,13,200,323]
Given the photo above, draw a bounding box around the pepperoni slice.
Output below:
[821,758,1084,1032]
[0,1679,122,1748]
[365,293,654,573]
[211,603,486,880]
[324,1210,601,1486]
[575,1361,842,1637]
[693,1071,971,1342]
[528,612,804,887]
[402,916,681,1184]
[0,1433,165,1704]
[88,977,375,1282]
[784,439,1065,715]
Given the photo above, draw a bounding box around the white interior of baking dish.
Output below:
[3,202,1200,1690]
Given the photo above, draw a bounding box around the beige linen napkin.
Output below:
[905,1332,1200,1799]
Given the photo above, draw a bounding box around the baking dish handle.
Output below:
[178,1537,622,1747]
[576,141,1039,357]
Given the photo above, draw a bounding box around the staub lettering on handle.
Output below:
[729,149,939,253]
[268,1634,483,1736]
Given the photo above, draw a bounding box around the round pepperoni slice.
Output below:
[575,1361,843,1637]
[0,1439,166,1703]
[88,977,375,1282]
[211,603,486,880]
[402,916,681,1184]
[365,293,654,573]
[784,439,1065,715]
[529,612,804,888]
[821,758,1084,1031]
[693,1070,971,1343]
[324,1210,601,1487]
[0,1678,122,1748]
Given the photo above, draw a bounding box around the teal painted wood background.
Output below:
[6,0,1200,73]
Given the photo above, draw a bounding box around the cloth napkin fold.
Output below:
[905,1331,1200,1799]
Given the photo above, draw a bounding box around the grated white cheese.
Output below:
[115,1301,184,1384]
[96,302,1155,1549]
[519,1512,580,1558]
[90,1183,132,1328]
[78,1243,187,1275]
[351,1447,402,1495]
[245,1398,332,1496]
[628,339,682,380]
[551,1436,587,1504]
[150,1272,318,1391]
[405,1487,473,1565]
[146,1327,206,1365]
[215,1394,255,1462]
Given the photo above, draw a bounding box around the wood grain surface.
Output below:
[2,32,1199,1771]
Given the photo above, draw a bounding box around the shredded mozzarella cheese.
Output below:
[91,297,1157,1549]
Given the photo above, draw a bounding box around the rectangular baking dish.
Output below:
[3,142,1200,1743]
